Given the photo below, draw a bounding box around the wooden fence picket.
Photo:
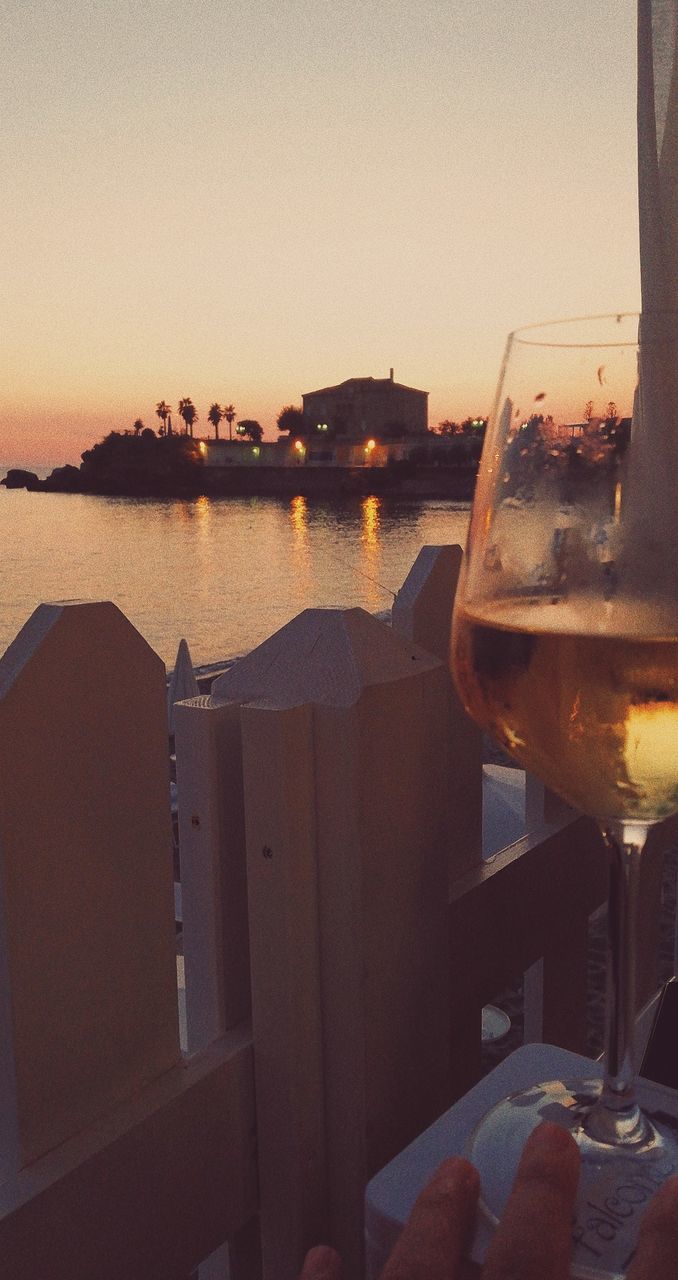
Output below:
[0,561,673,1279]
[392,544,483,876]
[210,606,453,1280]
[175,697,251,1051]
[0,601,180,1171]
[240,700,328,1278]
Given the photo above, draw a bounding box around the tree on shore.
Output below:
[277,405,304,435]
[436,416,487,437]
[236,419,263,443]
[156,401,173,436]
[80,429,202,491]
[132,418,144,435]
[178,398,198,436]
[461,416,487,438]
[223,404,236,440]
[208,403,223,439]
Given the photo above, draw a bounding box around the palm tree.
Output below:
[132,418,144,435]
[223,404,236,441]
[207,403,223,440]
[178,398,198,437]
[156,401,172,436]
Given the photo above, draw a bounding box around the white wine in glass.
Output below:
[452,313,678,1279]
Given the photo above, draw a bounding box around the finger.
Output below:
[626,1174,678,1280]
[482,1122,579,1280]
[300,1244,343,1280]
[381,1156,480,1280]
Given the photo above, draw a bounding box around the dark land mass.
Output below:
[1,431,478,500]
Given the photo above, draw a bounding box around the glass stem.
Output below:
[586,821,652,1147]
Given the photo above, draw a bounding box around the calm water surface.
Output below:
[0,488,471,667]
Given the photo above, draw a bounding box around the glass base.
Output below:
[469,1078,678,1279]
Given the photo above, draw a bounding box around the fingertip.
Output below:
[526,1120,579,1156]
[483,1122,580,1279]
[408,1156,480,1232]
[381,1155,480,1280]
[429,1155,481,1199]
[300,1244,342,1280]
[628,1174,678,1279]
[518,1121,580,1194]
[639,1172,678,1233]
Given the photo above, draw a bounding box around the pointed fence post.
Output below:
[0,602,180,1176]
[168,638,199,738]
[392,544,482,875]
[199,607,453,1280]
[174,697,251,1051]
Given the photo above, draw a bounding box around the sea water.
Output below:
[0,487,471,667]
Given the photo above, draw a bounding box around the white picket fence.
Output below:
[0,546,673,1280]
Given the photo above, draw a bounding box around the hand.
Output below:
[300,1122,678,1280]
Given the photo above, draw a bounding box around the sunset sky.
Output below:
[2,0,639,466]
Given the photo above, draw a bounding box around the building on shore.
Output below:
[302,371,428,440]
[200,371,431,470]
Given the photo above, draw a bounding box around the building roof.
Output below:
[303,377,427,398]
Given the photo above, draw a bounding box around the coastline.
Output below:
[2,461,478,502]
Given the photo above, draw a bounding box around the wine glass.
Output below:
[451,312,678,1280]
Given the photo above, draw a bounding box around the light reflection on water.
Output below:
[359,496,387,613]
[0,489,471,666]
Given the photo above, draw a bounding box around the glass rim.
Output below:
[509,311,648,349]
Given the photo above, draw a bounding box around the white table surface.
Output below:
[365,1042,678,1279]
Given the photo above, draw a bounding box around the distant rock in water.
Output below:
[1,469,40,489]
[41,464,84,492]
[2,433,204,498]
[1,465,84,492]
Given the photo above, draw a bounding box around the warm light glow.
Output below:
[625,702,678,801]
[289,494,311,593]
[191,494,212,549]
[294,440,305,453]
[199,441,207,455]
[614,480,622,522]
[252,446,260,457]
[289,494,308,535]
[365,438,376,452]
[1,1,640,467]
[361,494,380,546]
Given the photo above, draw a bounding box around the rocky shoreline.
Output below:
[1,461,478,501]
[1,465,84,493]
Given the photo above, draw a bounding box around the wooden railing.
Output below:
[0,549,673,1280]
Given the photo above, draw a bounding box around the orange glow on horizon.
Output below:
[1,1,640,470]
